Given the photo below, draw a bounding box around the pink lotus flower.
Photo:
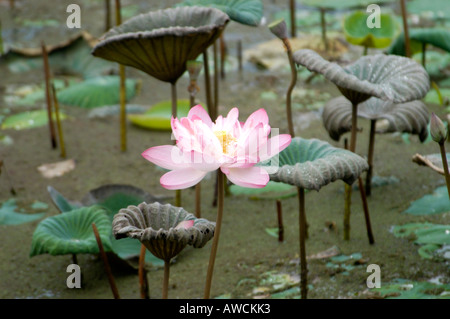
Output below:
[142,105,291,190]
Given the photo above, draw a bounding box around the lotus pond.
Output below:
[0,0,449,300]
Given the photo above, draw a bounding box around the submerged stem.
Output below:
[439,143,450,200]
[297,187,308,299]
[204,170,224,299]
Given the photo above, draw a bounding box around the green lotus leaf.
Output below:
[293,49,430,105]
[29,205,112,257]
[176,0,264,26]
[387,28,450,57]
[260,137,368,191]
[301,0,395,10]
[373,278,450,299]
[1,32,114,78]
[407,0,450,21]
[402,186,450,216]
[229,181,297,200]
[322,96,429,142]
[56,76,137,108]
[91,7,230,83]
[47,186,81,213]
[80,184,158,222]
[128,99,192,130]
[110,237,164,268]
[113,202,216,261]
[343,11,399,49]
[1,110,67,130]
[0,199,45,225]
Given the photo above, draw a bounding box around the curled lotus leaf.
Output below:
[293,49,430,104]
[112,202,215,261]
[30,205,112,257]
[322,96,430,142]
[261,137,368,191]
[91,6,229,83]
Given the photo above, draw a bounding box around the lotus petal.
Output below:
[91,6,229,83]
[176,0,264,26]
[293,49,430,104]
[112,202,215,261]
[30,206,112,257]
[322,96,429,142]
[260,137,368,191]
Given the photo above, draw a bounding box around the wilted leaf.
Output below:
[37,159,76,179]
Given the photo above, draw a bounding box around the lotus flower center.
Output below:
[214,130,236,155]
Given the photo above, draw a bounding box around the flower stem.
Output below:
[213,41,219,119]
[195,183,202,218]
[365,119,376,196]
[297,187,308,299]
[203,50,213,117]
[204,170,224,299]
[276,200,284,242]
[290,0,296,38]
[439,142,450,200]
[92,223,120,299]
[163,259,170,299]
[283,38,297,138]
[139,243,149,299]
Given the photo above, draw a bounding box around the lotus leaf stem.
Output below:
[297,187,308,299]
[163,260,170,299]
[365,119,376,196]
[358,177,374,244]
[51,83,66,159]
[203,50,214,117]
[41,42,57,149]
[0,160,16,195]
[204,170,224,299]
[92,223,120,299]
[139,243,149,299]
[320,8,328,52]
[290,0,296,38]
[283,37,297,138]
[213,41,219,119]
[399,0,411,58]
[438,143,450,200]
[276,200,284,242]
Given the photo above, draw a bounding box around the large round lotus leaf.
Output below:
[113,202,215,261]
[1,110,67,130]
[343,11,398,49]
[301,0,395,10]
[56,76,137,108]
[29,206,112,257]
[322,96,429,142]
[128,99,192,130]
[91,7,230,83]
[260,137,368,190]
[176,0,263,26]
[387,28,450,57]
[293,49,430,104]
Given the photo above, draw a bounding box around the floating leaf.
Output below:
[92,7,229,83]
[229,181,296,200]
[293,49,430,104]
[373,279,450,299]
[402,186,450,215]
[176,0,264,26]
[322,96,429,142]
[128,100,192,130]
[343,11,399,49]
[0,199,45,225]
[56,76,137,108]
[1,110,67,130]
[260,137,368,191]
[30,205,112,257]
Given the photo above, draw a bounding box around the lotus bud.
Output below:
[268,18,288,40]
[430,112,448,144]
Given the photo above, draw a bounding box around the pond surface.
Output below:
[0,0,449,299]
